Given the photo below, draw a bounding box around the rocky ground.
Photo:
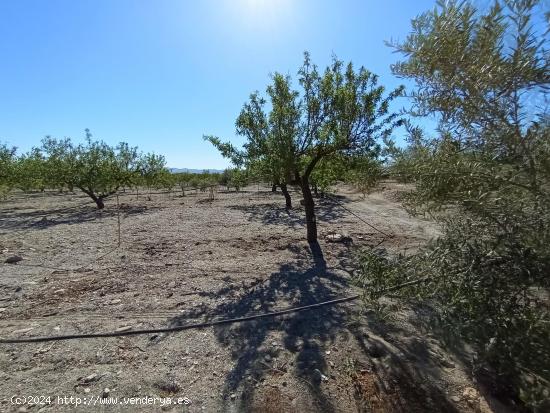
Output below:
[0,184,512,412]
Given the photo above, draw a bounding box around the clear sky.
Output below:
[0,0,437,169]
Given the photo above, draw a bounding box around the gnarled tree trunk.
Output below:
[95,197,105,209]
[280,183,292,209]
[78,186,117,210]
[87,192,105,209]
[300,176,317,242]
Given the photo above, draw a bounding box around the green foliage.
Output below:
[345,155,384,197]
[5,131,171,207]
[38,130,143,208]
[14,148,49,192]
[0,142,16,196]
[386,122,432,184]
[360,1,550,409]
[171,171,221,195]
[138,152,168,191]
[173,172,191,195]
[309,155,347,193]
[227,168,248,191]
[206,52,403,241]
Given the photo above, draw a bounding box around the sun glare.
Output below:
[228,0,293,31]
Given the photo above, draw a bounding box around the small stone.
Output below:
[325,350,331,355]
[264,355,272,362]
[462,387,478,401]
[441,359,455,368]
[84,388,90,394]
[102,388,110,398]
[0,308,6,313]
[110,299,122,305]
[313,369,329,383]
[5,255,23,264]
[116,325,132,332]
[230,393,236,400]
[82,373,98,383]
[451,395,461,403]
[12,327,33,335]
[326,233,344,242]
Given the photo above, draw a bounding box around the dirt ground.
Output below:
[0,183,512,412]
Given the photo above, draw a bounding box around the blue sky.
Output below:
[0,0,437,169]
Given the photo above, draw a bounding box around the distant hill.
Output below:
[169,167,224,174]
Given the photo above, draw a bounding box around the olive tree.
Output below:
[358,1,550,408]
[206,53,403,242]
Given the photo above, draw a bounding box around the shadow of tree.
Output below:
[0,204,159,231]
[159,239,466,412]
[348,323,461,412]
[227,196,350,229]
[166,241,351,411]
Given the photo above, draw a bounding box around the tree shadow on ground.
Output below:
[391,303,534,412]
[348,319,461,412]
[163,241,459,412]
[0,204,159,231]
[227,196,350,229]
[167,241,350,412]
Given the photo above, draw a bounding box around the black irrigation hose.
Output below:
[0,294,361,344]
[1,189,413,344]
[0,276,434,344]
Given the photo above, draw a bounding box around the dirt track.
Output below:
[0,184,502,412]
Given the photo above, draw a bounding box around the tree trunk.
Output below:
[300,176,317,242]
[271,184,277,192]
[280,183,292,209]
[88,193,105,209]
[78,186,106,209]
[95,197,105,209]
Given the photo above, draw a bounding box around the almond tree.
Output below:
[138,152,168,198]
[206,53,403,242]
[40,130,141,209]
[14,148,49,192]
[0,142,16,196]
